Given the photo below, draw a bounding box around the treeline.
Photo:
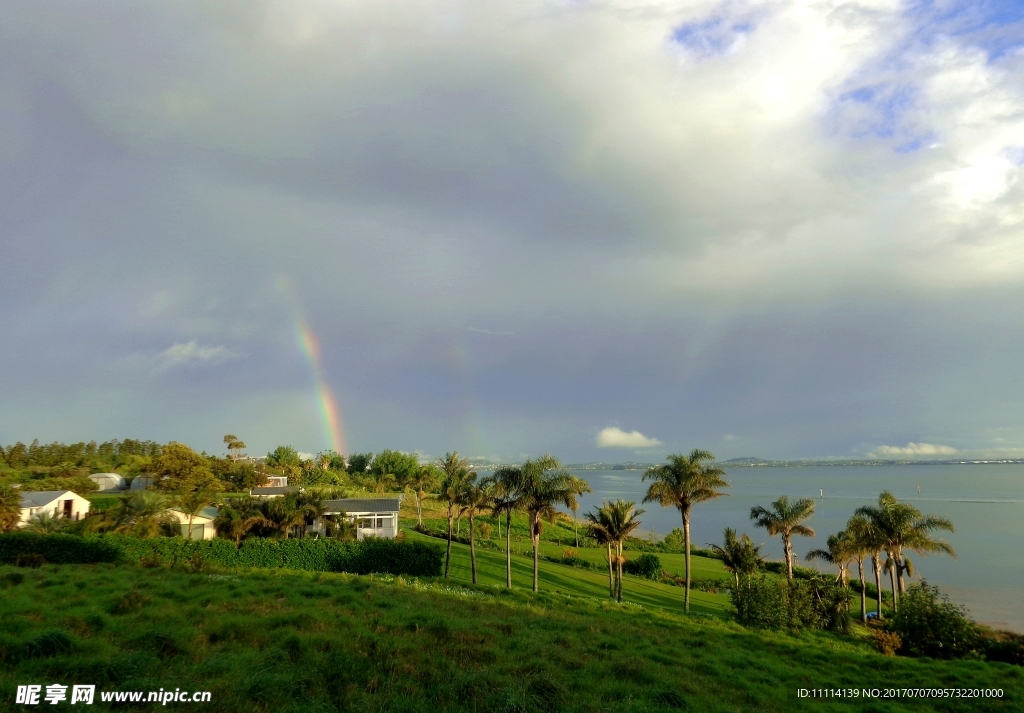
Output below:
[0,439,163,472]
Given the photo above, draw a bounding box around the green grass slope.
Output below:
[1,563,1020,713]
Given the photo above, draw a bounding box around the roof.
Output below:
[167,506,219,521]
[250,486,299,495]
[19,490,81,508]
[322,498,402,514]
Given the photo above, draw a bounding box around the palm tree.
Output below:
[458,483,493,584]
[844,513,879,622]
[435,452,473,578]
[585,502,617,598]
[517,455,590,593]
[24,511,67,533]
[262,495,306,539]
[643,450,729,612]
[600,500,644,602]
[324,512,358,542]
[214,506,273,545]
[805,531,855,588]
[107,492,176,538]
[0,485,21,533]
[749,496,816,582]
[483,466,523,588]
[174,487,217,540]
[406,464,441,526]
[707,527,764,588]
[856,491,955,609]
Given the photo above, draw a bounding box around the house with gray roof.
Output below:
[18,490,91,527]
[315,497,403,539]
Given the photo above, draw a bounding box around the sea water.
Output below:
[566,464,1024,632]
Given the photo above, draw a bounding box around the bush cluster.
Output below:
[886,582,981,660]
[622,553,662,580]
[730,576,850,631]
[0,532,443,577]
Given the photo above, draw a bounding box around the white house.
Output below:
[315,497,403,539]
[265,475,288,488]
[165,505,219,540]
[18,490,91,527]
[88,473,127,492]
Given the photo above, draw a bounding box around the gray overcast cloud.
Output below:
[2,0,1023,462]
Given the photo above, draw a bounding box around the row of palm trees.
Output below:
[717,492,955,622]
[433,452,593,592]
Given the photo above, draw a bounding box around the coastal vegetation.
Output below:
[2,435,1021,689]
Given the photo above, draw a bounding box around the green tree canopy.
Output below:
[153,443,219,493]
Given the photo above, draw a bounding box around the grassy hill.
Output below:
[1,559,1021,713]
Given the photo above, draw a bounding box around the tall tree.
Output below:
[750,496,816,583]
[585,503,617,598]
[516,455,590,593]
[643,450,730,612]
[844,513,879,622]
[483,465,524,588]
[406,464,441,526]
[223,434,246,461]
[154,442,218,492]
[587,500,643,602]
[435,452,473,578]
[458,483,493,584]
[856,491,955,609]
[707,527,764,588]
[0,485,21,533]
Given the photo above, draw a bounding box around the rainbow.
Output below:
[279,278,347,456]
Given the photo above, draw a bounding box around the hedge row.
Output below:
[0,533,443,577]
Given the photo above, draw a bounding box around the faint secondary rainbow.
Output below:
[278,277,347,456]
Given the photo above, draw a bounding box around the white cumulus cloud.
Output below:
[153,341,238,371]
[596,427,663,449]
[871,442,958,457]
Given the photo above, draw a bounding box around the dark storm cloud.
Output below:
[1,1,1023,461]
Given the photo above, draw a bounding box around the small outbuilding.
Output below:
[165,506,220,540]
[18,490,92,526]
[316,497,403,539]
[129,475,156,491]
[88,473,127,492]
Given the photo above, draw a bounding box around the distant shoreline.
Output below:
[560,459,1024,470]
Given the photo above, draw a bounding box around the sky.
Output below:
[2,0,1023,464]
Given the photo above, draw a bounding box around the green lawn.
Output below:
[1,561,1020,713]
[404,528,730,617]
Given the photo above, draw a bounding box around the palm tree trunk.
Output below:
[783,534,793,582]
[469,512,477,584]
[857,557,867,623]
[616,543,624,603]
[444,512,453,578]
[888,561,898,612]
[606,542,614,598]
[682,509,692,613]
[416,492,423,526]
[531,515,540,593]
[505,512,512,588]
[896,550,907,594]
[872,553,883,620]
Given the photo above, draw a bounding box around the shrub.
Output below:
[873,630,902,656]
[731,576,789,629]
[0,533,120,564]
[887,582,980,659]
[623,554,662,580]
[19,476,98,493]
[980,630,1024,666]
